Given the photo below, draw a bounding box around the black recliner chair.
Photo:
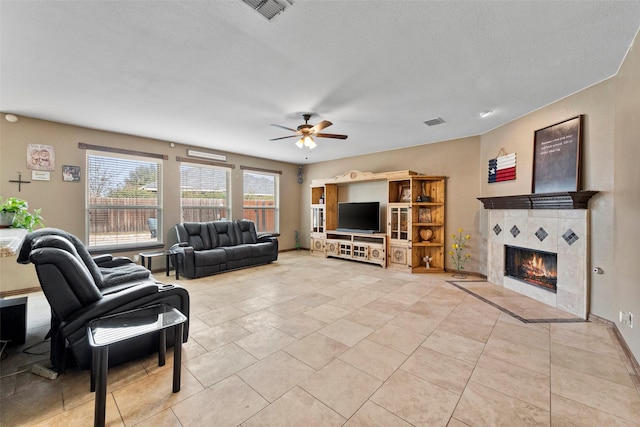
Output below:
[20,232,190,371]
[17,227,151,289]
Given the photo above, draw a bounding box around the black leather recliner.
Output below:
[17,227,151,289]
[20,232,190,371]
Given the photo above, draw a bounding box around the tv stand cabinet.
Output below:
[324,231,386,267]
[310,170,446,273]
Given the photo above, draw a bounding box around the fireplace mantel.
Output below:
[477,191,598,210]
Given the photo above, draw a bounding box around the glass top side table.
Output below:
[87,304,187,427]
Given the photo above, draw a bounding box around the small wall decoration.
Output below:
[532,115,583,193]
[400,185,411,202]
[27,144,55,171]
[419,228,433,242]
[488,150,516,183]
[31,171,51,181]
[418,208,431,223]
[62,165,81,182]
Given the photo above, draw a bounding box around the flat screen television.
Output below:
[337,201,380,234]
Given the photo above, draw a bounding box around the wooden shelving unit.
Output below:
[410,176,446,273]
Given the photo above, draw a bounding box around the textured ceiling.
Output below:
[1,1,639,164]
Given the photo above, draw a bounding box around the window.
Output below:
[86,151,162,249]
[180,163,230,222]
[243,170,279,233]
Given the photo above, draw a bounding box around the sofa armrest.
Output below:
[59,281,159,336]
[93,254,134,267]
[170,243,196,278]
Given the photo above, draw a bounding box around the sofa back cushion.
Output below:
[211,221,238,247]
[178,222,212,250]
[236,220,258,244]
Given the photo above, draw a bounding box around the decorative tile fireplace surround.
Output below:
[478,192,597,319]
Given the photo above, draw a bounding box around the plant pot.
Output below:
[0,212,15,228]
[451,270,467,279]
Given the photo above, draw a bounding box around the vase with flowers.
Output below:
[450,228,471,278]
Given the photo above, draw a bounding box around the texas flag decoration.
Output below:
[488,152,516,183]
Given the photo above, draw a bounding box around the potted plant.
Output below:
[449,228,471,278]
[0,197,44,231]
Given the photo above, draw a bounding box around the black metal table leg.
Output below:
[173,323,183,393]
[165,253,171,276]
[159,329,166,366]
[94,346,108,427]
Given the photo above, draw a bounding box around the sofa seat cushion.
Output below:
[100,264,151,287]
[248,242,275,258]
[194,248,227,267]
[222,245,252,261]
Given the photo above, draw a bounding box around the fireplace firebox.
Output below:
[504,245,558,292]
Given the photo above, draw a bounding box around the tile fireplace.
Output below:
[479,192,597,319]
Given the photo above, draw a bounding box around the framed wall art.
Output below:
[63,165,81,182]
[418,208,431,223]
[31,171,51,181]
[27,144,55,171]
[532,115,583,193]
[400,185,411,202]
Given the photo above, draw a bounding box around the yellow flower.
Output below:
[465,235,471,240]
[449,251,453,256]
[451,234,456,239]
[458,228,463,233]
[466,254,471,258]
[453,243,459,249]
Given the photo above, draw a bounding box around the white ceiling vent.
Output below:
[424,117,445,126]
[241,0,293,21]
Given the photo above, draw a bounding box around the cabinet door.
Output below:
[325,240,340,255]
[311,237,325,253]
[369,245,386,263]
[388,205,409,242]
[311,206,325,233]
[388,245,409,268]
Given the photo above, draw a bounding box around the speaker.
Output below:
[0,297,27,345]
[297,165,304,184]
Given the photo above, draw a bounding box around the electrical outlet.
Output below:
[620,311,634,328]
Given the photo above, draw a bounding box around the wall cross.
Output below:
[8,173,31,192]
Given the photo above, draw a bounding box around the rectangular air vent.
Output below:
[242,0,292,21]
[424,117,445,126]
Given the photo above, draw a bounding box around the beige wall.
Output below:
[0,117,301,293]
[613,32,640,358]
[301,136,483,274]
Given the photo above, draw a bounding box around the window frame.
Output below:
[179,161,232,223]
[242,169,280,234]
[85,149,163,251]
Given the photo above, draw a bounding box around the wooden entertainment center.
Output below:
[310,170,446,273]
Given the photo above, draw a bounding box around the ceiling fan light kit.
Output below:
[271,113,347,150]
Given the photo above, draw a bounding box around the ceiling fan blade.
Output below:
[310,120,333,133]
[271,124,299,133]
[269,135,300,141]
[316,133,348,140]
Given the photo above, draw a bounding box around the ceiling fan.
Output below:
[270,114,348,149]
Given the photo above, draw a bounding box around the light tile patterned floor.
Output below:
[1,251,639,426]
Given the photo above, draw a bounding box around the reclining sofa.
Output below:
[172,219,278,279]
[18,229,190,371]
